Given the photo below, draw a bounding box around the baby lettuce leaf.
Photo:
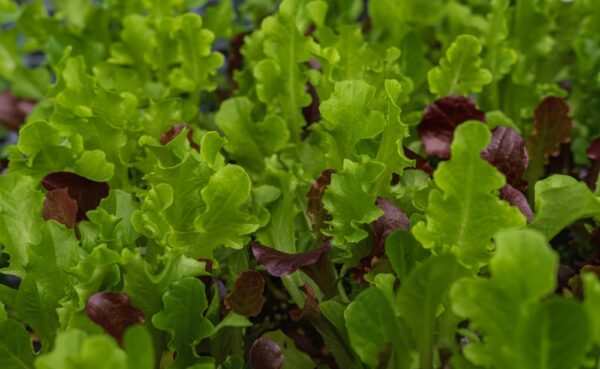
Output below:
[215,97,289,173]
[530,175,600,239]
[152,278,214,368]
[480,0,517,110]
[428,35,492,97]
[42,172,110,221]
[85,292,145,344]
[385,230,430,282]
[317,80,387,168]
[413,122,525,269]
[253,0,315,142]
[249,337,284,369]
[0,319,34,369]
[499,185,533,222]
[169,14,224,93]
[14,221,79,346]
[224,270,265,317]
[397,254,467,369]
[525,96,573,194]
[372,79,413,194]
[306,169,335,242]
[251,242,330,277]
[322,158,385,246]
[0,174,44,275]
[261,330,316,369]
[481,127,529,190]
[345,287,411,369]
[35,327,153,369]
[452,229,591,369]
[172,164,259,258]
[123,326,155,369]
[43,188,77,228]
[418,95,486,159]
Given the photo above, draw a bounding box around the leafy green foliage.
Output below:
[428,35,492,97]
[413,122,526,268]
[322,158,385,246]
[345,287,410,368]
[2,1,600,369]
[0,319,34,369]
[452,229,592,369]
[153,278,213,368]
[530,175,600,239]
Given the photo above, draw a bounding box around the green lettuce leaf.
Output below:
[153,278,213,368]
[171,164,259,258]
[322,157,385,246]
[0,319,34,369]
[316,80,387,168]
[0,174,44,275]
[529,175,600,239]
[413,122,525,268]
[215,97,289,173]
[451,229,591,369]
[345,287,411,369]
[428,35,492,97]
[397,254,467,369]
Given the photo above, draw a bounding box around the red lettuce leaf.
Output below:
[0,91,36,131]
[525,96,573,189]
[42,172,109,221]
[372,198,410,253]
[353,199,409,283]
[302,83,320,126]
[224,270,265,317]
[251,242,331,277]
[85,292,145,343]
[584,138,600,190]
[404,147,434,174]
[160,123,200,151]
[481,126,529,190]
[43,188,78,228]
[249,337,284,369]
[418,95,486,159]
[289,284,321,322]
[499,184,533,222]
[306,169,335,241]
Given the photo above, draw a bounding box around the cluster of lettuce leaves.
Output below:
[1,0,600,368]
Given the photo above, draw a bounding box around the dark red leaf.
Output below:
[225,270,265,317]
[43,188,78,228]
[227,32,247,81]
[307,169,335,241]
[418,96,486,159]
[251,242,331,277]
[302,83,320,126]
[0,91,36,131]
[41,172,109,221]
[289,284,321,322]
[557,264,576,293]
[160,124,200,151]
[372,198,410,255]
[587,138,600,162]
[584,138,600,190]
[352,199,409,284]
[547,143,575,178]
[249,337,284,369]
[499,184,533,222]
[86,292,145,344]
[481,127,529,190]
[525,96,573,188]
[404,147,433,174]
[527,96,573,160]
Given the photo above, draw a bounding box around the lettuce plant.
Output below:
[1,1,600,369]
